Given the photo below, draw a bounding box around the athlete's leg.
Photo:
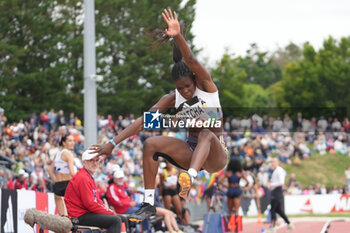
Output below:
[233,196,242,216]
[177,130,228,198]
[191,129,228,173]
[142,136,193,189]
[163,194,172,210]
[54,195,67,216]
[171,195,183,219]
[129,137,193,221]
[227,197,234,216]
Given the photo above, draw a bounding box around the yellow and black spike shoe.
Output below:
[178,171,192,199]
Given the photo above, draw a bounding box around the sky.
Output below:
[191,0,350,65]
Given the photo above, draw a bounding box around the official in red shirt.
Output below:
[106,169,138,214]
[64,149,127,233]
[106,168,151,231]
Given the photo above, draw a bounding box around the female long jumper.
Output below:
[91,8,229,221]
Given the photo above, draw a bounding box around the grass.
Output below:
[282,152,350,188]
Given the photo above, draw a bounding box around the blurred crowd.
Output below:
[0,108,350,205]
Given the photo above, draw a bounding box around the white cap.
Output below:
[18,169,26,176]
[113,169,125,179]
[82,149,99,161]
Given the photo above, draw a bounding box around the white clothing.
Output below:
[175,87,221,108]
[54,149,70,174]
[270,166,286,189]
[174,87,222,121]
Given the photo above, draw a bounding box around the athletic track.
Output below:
[240,217,350,233]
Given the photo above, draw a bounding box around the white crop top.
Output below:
[175,86,223,120]
[54,149,70,174]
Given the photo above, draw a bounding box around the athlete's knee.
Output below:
[143,137,158,153]
[198,129,214,141]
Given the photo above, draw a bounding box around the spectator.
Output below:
[272,117,283,132]
[231,147,244,160]
[294,112,303,131]
[40,110,50,132]
[107,114,114,130]
[7,171,14,189]
[257,165,269,187]
[30,175,46,193]
[287,173,296,187]
[302,119,311,132]
[106,169,139,214]
[320,184,327,194]
[55,110,66,129]
[317,116,327,132]
[287,182,301,195]
[154,175,186,233]
[65,149,127,233]
[14,169,28,190]
[342,117,350,132]
[326,117,333,131]
[240,116,251,129]
[231,117,241,130]
[159,161,183,220]
[224,117,231,131]
[332,118,342,131]
[48,108,56,130]
[106,168,150,231]
[346,166,350,194]
[179,197,191,226]
[283,114,293,132]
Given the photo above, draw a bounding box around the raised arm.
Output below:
[162,8,217,93]
[91,92,175,158]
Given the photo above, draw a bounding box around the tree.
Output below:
[94,0,196,116]
[0,0,197,121]
[281,36,350,118]
[0,0,84,121]
[237,44,283,88]
[271,42,303,70]
[211,53,246,116]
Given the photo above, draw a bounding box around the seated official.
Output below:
[64,149,127,233]
[106,169,141,214]
[106,168,150,231]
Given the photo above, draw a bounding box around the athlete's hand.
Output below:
[90,143,114,161]
[162,8,180,37]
